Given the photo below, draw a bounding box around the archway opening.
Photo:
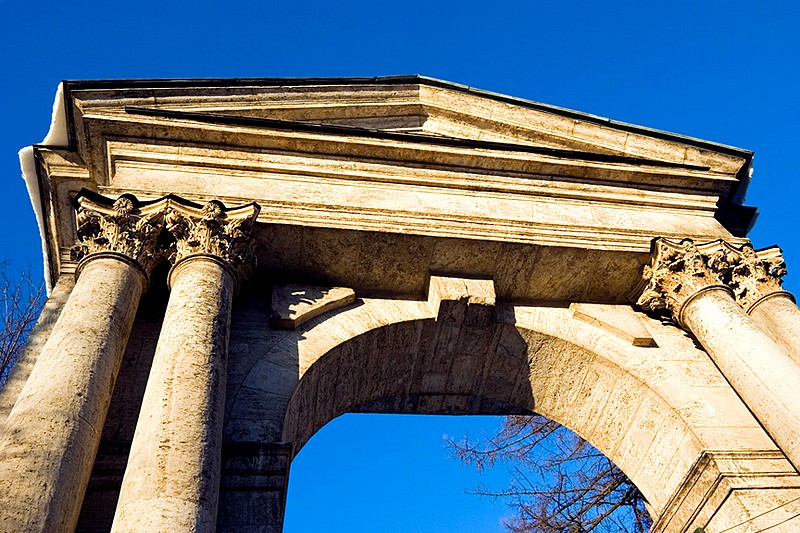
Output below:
[284,414,509,532]
[283,412,651,532]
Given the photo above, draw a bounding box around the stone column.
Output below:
[727,243,800,363]
[112,198,259,532]
[0,192,165,533]
[638,238,800,474]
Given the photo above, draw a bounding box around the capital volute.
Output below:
[728,243,792,312]
[70,190,169,277]
[163,197,261,282]
[636,238,735,326]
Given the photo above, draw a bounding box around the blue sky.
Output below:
[2,1,800,531]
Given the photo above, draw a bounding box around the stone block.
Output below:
[269,284,355,329]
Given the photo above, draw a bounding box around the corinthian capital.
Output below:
[636,238,735,323]
[164,198,260,280]
[71,191,169,275]
[729,243,790,311]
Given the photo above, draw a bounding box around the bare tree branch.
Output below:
[0,262,45,386]
[449,414,652,533]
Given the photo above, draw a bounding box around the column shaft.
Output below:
[682,287,800,472]
[748,293,800,364]
[112,255,235,532]
[0,255,146,532]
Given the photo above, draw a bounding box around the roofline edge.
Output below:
[60,75,754,161]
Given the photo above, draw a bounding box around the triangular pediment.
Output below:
[64,76,751,178]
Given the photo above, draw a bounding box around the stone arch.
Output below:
[277,300,710,516]
[223,282,779,529]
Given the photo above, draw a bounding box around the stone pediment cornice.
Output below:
[123,106,712,172]
[72,112,742,204]
[62,77,754,239]
[63,77,750,177]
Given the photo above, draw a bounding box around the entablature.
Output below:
[29,77,757,299]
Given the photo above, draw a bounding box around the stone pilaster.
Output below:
[0,191,166,533]
[217,443,291,533]
[638,238,800,474]
[112,198,259,533]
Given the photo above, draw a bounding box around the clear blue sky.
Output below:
[2,1,800,531]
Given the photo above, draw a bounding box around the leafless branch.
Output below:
[449,414,652,533]
[0,262,45,386]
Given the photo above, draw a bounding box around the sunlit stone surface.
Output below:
[3,77,800,532]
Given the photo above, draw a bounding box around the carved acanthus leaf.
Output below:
[728,244,788,310]
[71,194,167,274]
[165,199,260,280]
[636,239,733,317]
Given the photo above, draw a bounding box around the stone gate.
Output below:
[2,76,800,532]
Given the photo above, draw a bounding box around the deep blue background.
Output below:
[2,1,799,531]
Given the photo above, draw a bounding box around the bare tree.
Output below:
[0,262,45,386]
[449,414,652,533]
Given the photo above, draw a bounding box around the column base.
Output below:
[652,450,800,533]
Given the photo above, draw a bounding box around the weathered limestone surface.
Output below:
[112,197,259,532]
[638,238,800,475]
[14,78,800,532]
[0,255,145,532]
[112,256,236,532]
[269,284,355,329]
[749,293,800,361]
[272,277,776,517]
[652,451,800,533]
[681,288,800,471]
[725,245,800,364]
[37,78,754,297]
[75,442,132,532]
[570,302,656,346]
[74,276,170,532]
[217,443,290,533]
